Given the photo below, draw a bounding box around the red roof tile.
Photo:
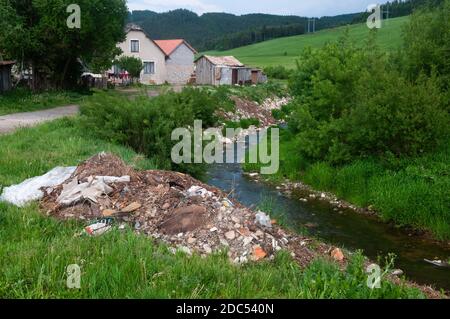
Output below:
[155,39,197,56]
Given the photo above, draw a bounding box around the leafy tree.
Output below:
[115,56,143,83]
[0,0,128,90]
[287,32,449,164]
[402,0,450,91]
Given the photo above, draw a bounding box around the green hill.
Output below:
[203,16,410,69]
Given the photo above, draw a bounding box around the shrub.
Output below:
[402,0,450,92]
[288,33,449,165]
[114,56,144,83]
[80,88,221,178]
[264,65,293,80]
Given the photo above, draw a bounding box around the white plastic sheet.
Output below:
[0,166,77,207]
[56,175,130,206]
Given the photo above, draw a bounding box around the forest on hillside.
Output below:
[127,10,360,51]
[127,0,444,51]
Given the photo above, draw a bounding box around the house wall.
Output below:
[166,43,194,84]
[117,30,167,84]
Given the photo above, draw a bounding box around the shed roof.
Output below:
[196,55,244,67]
[155,39,197,56]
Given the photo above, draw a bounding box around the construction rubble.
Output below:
[39,152,334,266]
[220,96,290,127]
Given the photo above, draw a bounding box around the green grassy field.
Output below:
[204,16,409,69]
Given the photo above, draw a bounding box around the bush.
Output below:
[287,33,449,165]
[264,65,293,80]
[80,88,221,178]
[402,0,450,91]
[114,56,144,83]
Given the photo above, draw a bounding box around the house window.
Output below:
[143,62,155,74]
[130,40,139,52]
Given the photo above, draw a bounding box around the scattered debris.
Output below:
[331,248,345,262]
[40,153,329,266]
[252,246,267,261]
[219,96,290,127]
[424,259,450,268]
[57,175,129,205]
[255,211,273,228]
[391,269,404,276]
[0,166,76,207]
[186,186,213,198]
[85,219,113,236]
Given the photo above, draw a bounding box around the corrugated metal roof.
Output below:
[200,55,244,67]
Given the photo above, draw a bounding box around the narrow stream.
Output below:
[205,140,450,291]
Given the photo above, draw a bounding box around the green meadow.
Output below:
[204,16,409,69]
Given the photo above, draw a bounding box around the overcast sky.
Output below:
[127,0,380,17]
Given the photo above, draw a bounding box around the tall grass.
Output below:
[244,132,450,240]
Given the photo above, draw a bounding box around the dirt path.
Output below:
[0,105,79,135]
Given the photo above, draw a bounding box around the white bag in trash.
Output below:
[0,166,77,207]
[255,211,273,228]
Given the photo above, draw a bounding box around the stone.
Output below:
[231,216,240,224]
[225,230,236,240]
[162,203,170,210]
[238,227,251,237]
[255,230,264,238]
[243,237,253,246]
[210,227,218,232]
[391,269,404,276]
[187,237,197,244]
[121,202,142,213]
[160,205,206,235]
[178,246,192,255]
[203,244,212,254]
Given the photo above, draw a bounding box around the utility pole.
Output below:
[307,18,316,33]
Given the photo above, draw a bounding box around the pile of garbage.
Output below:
[221,96,289,127]
[33,153,333,265]
[259,96,291,112]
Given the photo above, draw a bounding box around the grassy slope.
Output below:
[0,118,423,298]
[204,16,409,69]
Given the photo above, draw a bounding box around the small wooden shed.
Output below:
[0,61,15,93]
[195,55,266,86]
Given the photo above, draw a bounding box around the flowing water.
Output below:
[205,140,450,291]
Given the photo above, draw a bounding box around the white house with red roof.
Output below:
[114,24,197,85]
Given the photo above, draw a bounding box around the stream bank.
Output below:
[206,158,450,292]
